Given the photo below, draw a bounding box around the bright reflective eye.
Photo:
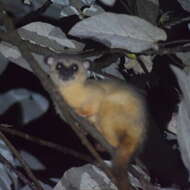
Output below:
[56,62,63,70]
[71,64,78,72]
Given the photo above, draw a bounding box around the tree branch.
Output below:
[0,132,44,190]
[0,2,116,185]
[0,153,38,190]
[0,124,93,163]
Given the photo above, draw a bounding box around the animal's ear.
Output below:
[83,60,91,69]
[44,56,55,66]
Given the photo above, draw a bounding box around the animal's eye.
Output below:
[71,64,78,72]
[56,62,63,70]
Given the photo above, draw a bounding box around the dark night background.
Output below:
[0,0,190,189]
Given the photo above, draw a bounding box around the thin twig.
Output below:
[0,124,93,163]
[0,132,44,190]
[159,39,190,47]
[141,44,190,56]
[0,153,38,190]
[163,16,190,28]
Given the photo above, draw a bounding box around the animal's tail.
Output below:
[112,133,142,190]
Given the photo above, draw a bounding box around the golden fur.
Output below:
[46,56,147,189]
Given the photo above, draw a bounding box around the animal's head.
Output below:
[45,56,90,86]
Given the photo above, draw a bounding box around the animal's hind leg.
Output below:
[112,133,141,190]
[113,132,141,169]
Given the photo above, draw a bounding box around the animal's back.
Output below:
[93,80,146,166]
[45,55,147,190]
